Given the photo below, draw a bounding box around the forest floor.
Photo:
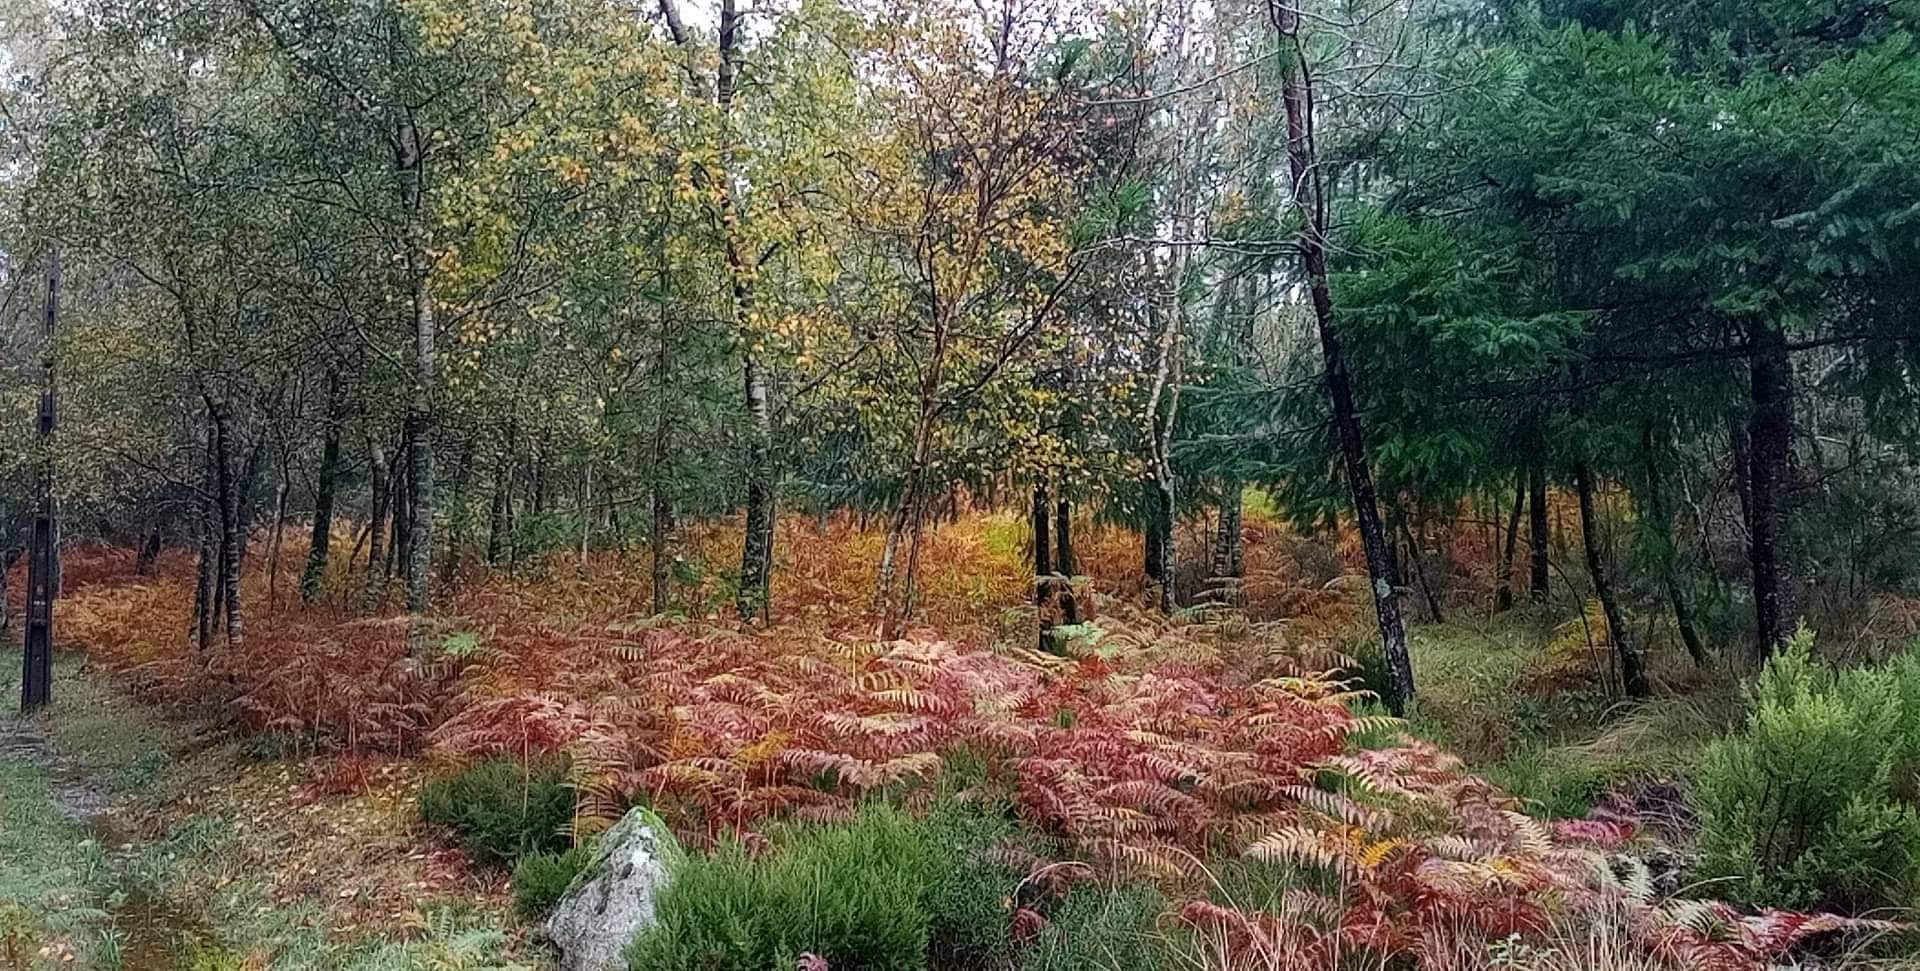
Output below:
[0,506,1892,969]
[0,654,540,971]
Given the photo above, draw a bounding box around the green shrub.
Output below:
[923,800,1026,969]
[510,845,589,921]
[1018,882,1166,971]
[1693,631,1920,911]
[630,804,937,971]
[630,800,1027,971]
[418,757,575,867]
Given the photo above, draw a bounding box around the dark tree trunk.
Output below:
[194,435,217,650]
[1031,484,1052,606]
[364,444,389,611]
[1642,424,1708,667]
[1746,318,1796,658]
[136,528,163,576]
[210,405,243,649]
[1575,461,1647,698]
[1495,474,1523,612]
[1400,518,1445,624]
[1055,496,1078,623]
[1142,480,1165,590]
[487,420,516,567]
[441,439,472,590]
[302,377,343,602]
[1276,3,1413,712]
[1528,464,1550,603]
[1211,482,1244,603]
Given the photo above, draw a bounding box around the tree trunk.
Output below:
[1495,474,1524,612]
[1575,461,1647,698]
[1399,519,1445,624]
[712,0,775,625]
[266,460,290,610]
[1055,496,1079,624]
[194,438,217,650]
[487,420,516,567]
[364,444,389,611]
[1210,481,1243,601]
[877,401,935,637]
[1528,463,1550,603]
[1275,3,1413,713]
[443,439,473,589]
[210,405,243,649]
[1031,484,1051,606]
[302,373,343,602]
[396,109,438,653]
[1642,424,1709,667]
[1746,317,1796,658]
[136,528,163,576]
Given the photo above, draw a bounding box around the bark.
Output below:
[1400,519,1445,624]
[1275,3,1413,713]
[652,316,673,613]
[1055,496,1079,624]
[302,374,343,602]
[1031,484,1052,606]
[443,439,473,588]
[266,458,290,609]
[210,405,243,649]
[0,548,17,634]
[1529,463,1550,603]
[1575,461,1648,698]
[396,107,438,651]
[1642,427,1708,667]
[136,528,163,577]
[1746,317,1797,657]
[706,0,775,624]
[364,444,389,611]
[194,436,216,650]
[487,420,516,566]
[1211,482,1244,597]
[1495,474,1524,612]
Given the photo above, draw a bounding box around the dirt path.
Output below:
[1,714,216,970]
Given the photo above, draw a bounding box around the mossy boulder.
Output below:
[543,807,682,971]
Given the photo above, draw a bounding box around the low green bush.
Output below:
[1693,631,1920,911]
[628,800,1027,971]
[510,845,590,920]
[418,757,575,867]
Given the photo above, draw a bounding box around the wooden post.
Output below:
[22,252,58,711]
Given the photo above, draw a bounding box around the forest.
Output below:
[3,0,1920,968]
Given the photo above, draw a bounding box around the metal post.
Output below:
[21,251,57,711]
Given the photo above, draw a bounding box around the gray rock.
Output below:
[544,807,683,971]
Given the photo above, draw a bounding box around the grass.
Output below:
[1401,610,1741,821]
[1,650,540,971]
[0,757,116,968]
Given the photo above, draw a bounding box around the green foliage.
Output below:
[629,800,1025,971]
[1017,883,1166,971]
[1694,631,1920,911]
[418,758,575,867]
[509,846,590,921]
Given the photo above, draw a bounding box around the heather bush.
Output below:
[631,805,914,970]
[1693,631,1920,911]
[629,799,1029,970]
[418,757,575,867]
[510,845,589,920]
